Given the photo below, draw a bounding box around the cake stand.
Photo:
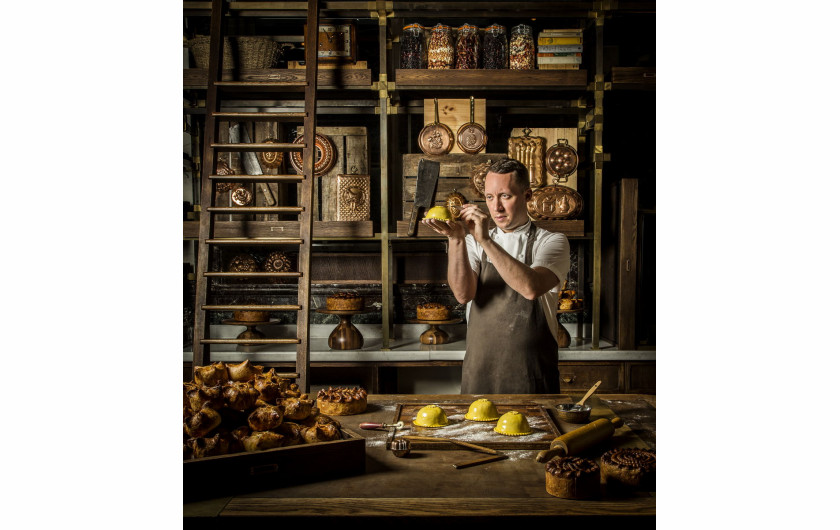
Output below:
[221,319,281,346]
[315,309,373,350]
[409,318,463,345]
[556,308,584,348]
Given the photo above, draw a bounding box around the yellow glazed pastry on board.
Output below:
[413,404,449,427]
[493,410,532,436]
[465,398,501,421]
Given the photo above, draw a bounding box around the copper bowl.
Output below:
[555,403,591,424]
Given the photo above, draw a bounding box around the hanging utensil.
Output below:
[418,98,454,156]
[456,96,487,154]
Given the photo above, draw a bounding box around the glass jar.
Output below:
[400,23,425,69]
[509,24,535,70]
[455,24,480,69]
[427,24,454,69]
[482,24,507,69]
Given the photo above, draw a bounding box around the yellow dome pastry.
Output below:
[424,206,452,221]
[465,398,501,421]
[413,404,449,427]
[493,411,532,436]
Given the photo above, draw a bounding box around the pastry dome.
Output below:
[424,206,452,221]
[493,411,532,436]
[413,404,449,427]
[465,398,501,421]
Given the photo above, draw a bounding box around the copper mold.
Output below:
[337,173,371,221]
[289,132,337,177]
[418,98,454,156]
[456,96,487,154]
[546,138,578,181]
[527,185,583,220]
[508,128,546,188]
[259,138,285,169]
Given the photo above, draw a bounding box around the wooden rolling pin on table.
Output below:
[535,416,624,463]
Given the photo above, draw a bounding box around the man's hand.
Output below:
[457,204,491,243]
[421,216,467,240]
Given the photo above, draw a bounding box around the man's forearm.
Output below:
[447,237,477,303]
[479,238,555,300]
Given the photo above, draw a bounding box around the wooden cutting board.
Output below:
[392,401,563,450]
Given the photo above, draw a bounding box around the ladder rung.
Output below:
[202,305,302,311]
[212,112,307,121]
[200,338,302,345]
[204,272,303,278]
[209,174,304,182]
[211,142,304,152]
[205,238,304,245]
[206,206,304,214]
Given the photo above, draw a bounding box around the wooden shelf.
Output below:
[183,220,375,239]
[611,67,656,90]
[395,69,588,90]
[184,68,372,90]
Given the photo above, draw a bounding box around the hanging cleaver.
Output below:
[407,158,441,236]
[229,123,277,206]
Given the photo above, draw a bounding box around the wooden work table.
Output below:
[184,393,655,527]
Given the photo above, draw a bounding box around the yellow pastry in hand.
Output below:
[424,206,452,221]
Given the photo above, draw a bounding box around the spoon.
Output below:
[570,380,601,411]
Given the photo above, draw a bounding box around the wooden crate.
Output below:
[422,99,486,154]
[294,126,369,221]
[183,428,365,501]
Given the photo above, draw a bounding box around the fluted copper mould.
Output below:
[445,190,467,219]
[508,128,546,188]
[456,96,487,154]
[227,254,258,273]
[418,98,454,156]
[231,187,253,206]
[215,159,240,192]
[546,138,579,181]
[527,185,583,220]
[289,132,337,176]
[259,138,285,169]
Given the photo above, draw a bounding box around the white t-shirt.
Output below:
[463,221,571,344]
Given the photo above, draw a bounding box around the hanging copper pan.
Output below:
[289,132,337,176]
[456,96,487,154]
[418,98,454,156]
[546,138,579,181]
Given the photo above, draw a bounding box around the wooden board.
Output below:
[287,60,368,69]
[183,427,365,501]
[395,69,588,88]
[511,127,579,190]
[392,401,561,450]
[183,68,372,88]
[422,99,486,154]
[183,220,374,238]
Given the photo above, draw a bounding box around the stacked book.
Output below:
[537,28,583,70]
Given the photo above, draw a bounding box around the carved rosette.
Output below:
[526,185,584,220]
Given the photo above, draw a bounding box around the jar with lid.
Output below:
[427,24,454,69]
[455,24,480,69]
[482,24,507,69]
[509,24,535,70]
[400,23,425,69]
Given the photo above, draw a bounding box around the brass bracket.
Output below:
[369,1,393,23]
[371,73,394,97]
[374,97,398,115]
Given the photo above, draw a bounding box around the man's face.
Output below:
[484,171,532,232]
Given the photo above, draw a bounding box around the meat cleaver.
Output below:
[406,158,441,236]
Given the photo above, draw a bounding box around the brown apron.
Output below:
[461,224,560,394]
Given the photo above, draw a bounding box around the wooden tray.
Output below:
[183,427,365,501]
[392,401,561,450]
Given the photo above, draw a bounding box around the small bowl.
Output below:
[555,404,592,424]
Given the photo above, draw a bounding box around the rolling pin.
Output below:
[535,416,624,463]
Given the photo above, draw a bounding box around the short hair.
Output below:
[486,157,530,193]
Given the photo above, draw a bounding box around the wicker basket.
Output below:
[187,36,234,69]
[234,36,281,69]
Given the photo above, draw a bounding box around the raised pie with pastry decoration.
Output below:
[316,387,368,415]
[326,292,363,311]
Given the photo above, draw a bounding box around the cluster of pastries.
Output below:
[558,282,584,311]
[184,360,342,460]
[316,387,368,416]
[545,447,656,499]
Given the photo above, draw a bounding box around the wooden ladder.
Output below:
[192,0,320,392]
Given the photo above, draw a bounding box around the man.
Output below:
[421,158,570,394]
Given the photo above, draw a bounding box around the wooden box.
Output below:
[294,126,369,221]
[183,428,365,500]
[422,99,486,154]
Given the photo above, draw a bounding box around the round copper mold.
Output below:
[231,187,253,206]
[546,138,579,180]
[227,254,258,273]
[456,96,487,154]
[418,98,454,156]
[259,138,285,169]
[289,133,336,177]
[215,159,239,192]
[527,185,584,220]
[445,190,467,219]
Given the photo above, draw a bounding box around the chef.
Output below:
[421,158,570,394]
